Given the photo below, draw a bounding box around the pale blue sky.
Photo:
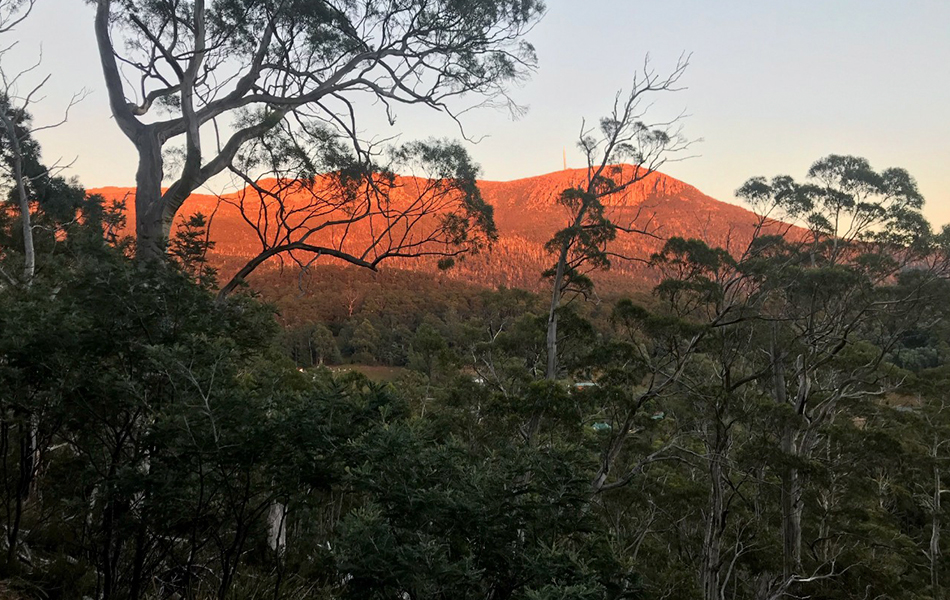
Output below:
[9,1,950,223]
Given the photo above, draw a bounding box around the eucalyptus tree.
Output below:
[541,58,691,385]
[0,0,36,284]
[0,0,84,285]
[91,0,544,260]
[734,154,947,584]
[515,59,693,446]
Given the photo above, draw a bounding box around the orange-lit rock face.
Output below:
[89,167,777,293]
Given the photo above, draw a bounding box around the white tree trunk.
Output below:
[267,502,287,553]
[0,108,34,283]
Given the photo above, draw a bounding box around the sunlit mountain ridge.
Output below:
[89,166,767,293]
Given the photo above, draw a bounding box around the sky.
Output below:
[8,0,950,224]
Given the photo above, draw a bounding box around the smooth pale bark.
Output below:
[267,502,287,553]
[545,203,587,381]
[770,329,802,578]
[527,200,588,444]
[14,162,32,281]
[133,133,168,260]
[0,108,34,282]
[96,0,159,259]
[781,451,803,578]
[544,290,560,381]
[95,0,213,260]
[702,431,727,600]
[931,436,942,594]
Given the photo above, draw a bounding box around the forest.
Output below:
[2,1,950,599]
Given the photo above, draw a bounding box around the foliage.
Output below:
[93,0,544,260]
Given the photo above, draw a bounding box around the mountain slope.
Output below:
[88,167,764,293]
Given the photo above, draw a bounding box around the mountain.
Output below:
[88,167,765,294]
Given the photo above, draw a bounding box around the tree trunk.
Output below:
[267,501,287,554]
[781,451,803,578]
[702,441,726,600]
[0,108,34,283]
[932,437,942,595]
[15,158,33,282]
[526,207,578,443]
[770,329,803,578]
[544,195,591,383]
[524,245,564,443]
[545,298,559,381]
[133,133,167,261]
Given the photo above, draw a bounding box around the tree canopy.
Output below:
[92,0,545,260]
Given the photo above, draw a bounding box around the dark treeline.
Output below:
[6,127,950,600]
[256,266,619,374]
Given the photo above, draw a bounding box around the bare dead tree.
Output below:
[92,0,544,260]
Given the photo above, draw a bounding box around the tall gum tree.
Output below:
[0,0,84,285]
[524,57,692,443]
[734,155,947,585]
[91,0,544,259]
